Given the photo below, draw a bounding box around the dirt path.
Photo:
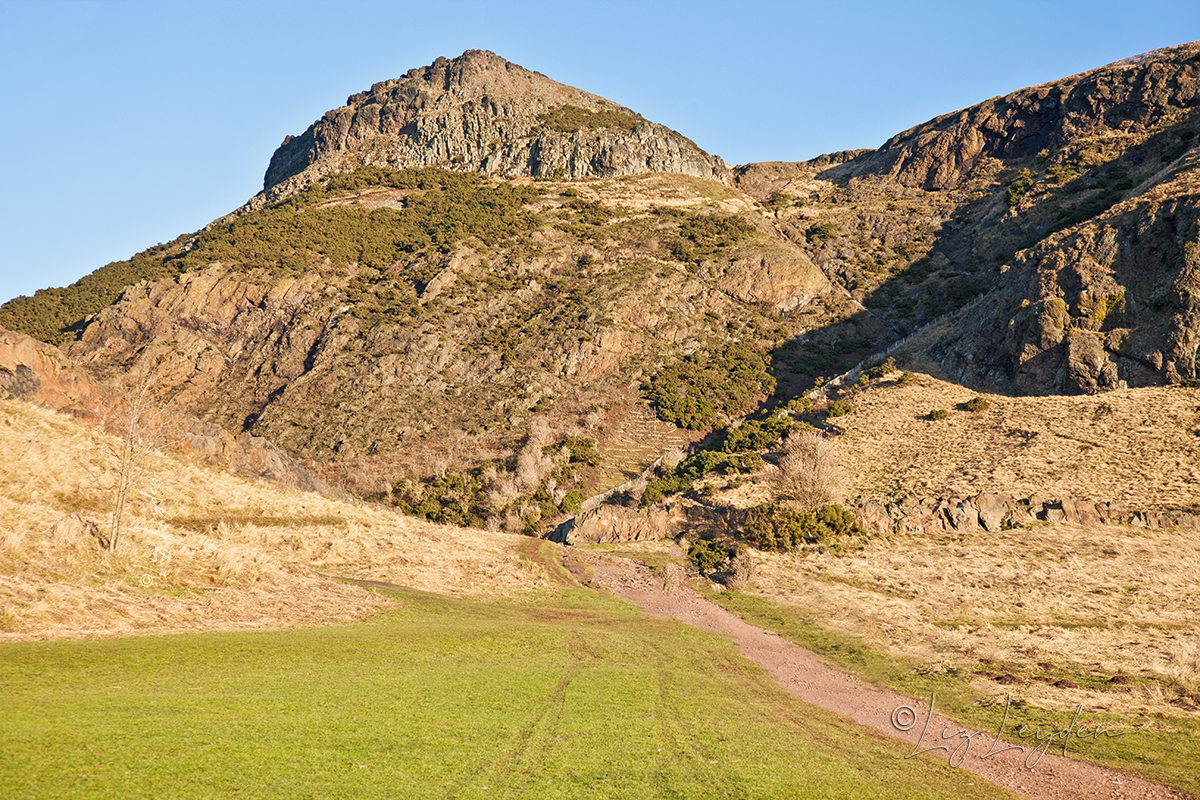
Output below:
[563,548,1184,800]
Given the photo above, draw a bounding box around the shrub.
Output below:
[825,399,854,418]
[865,357,898,380]
[645,342,776,430]
[560,491,584,513]
[964,396,990,412]
[928,409,949,421]
[545,436,600,466]
[785,396,814,415]
[741,502,866,553]
[720,413,794,453]
[1006,168,1037,207]
[805,222,837,246]
[688,537,732,575]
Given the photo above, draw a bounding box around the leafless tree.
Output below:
[88,371,171,552]
[774,430,844,511]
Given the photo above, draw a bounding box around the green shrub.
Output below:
[688,537,733,575]
[785,396,814,415]
[928,409,949,421]
[720,413,794,453]
[825,399,854,418]
[741,503,866,553]
[646,342,776,430]
[1006,168,1037,207]
[805,222,836,246]
[560,491,584,513]
[964,396,990,412]
[865,357,897,380]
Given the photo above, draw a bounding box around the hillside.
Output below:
[3,44,1200,531]
[0,395,546,640]
[740,42,1200,394]
[25,168,862,533]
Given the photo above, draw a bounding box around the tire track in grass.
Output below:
[470,631,599,797]
[436,667,576,800]
[644,638,747,799]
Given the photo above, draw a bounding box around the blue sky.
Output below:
[1,0,1198,305]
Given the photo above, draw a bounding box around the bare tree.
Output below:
[775,430,844,511]
[88,371,171,552]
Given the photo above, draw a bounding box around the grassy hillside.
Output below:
[835,369,1200,509]
[0,397,544,640]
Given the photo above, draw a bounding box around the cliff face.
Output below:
[731,43,1200,394]
[927,156,1200,393]
[843,43,1200,190]
[261,50,729,202]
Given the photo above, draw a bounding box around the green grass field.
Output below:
[0,586,1017,799]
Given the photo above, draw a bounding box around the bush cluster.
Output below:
[653,207,757,267]
[825,399,854,418]
[740,503,865,553]
[645,342,776,430]
[805,222,836,246]
[964,396,990,412]
[688,537,734,574]
[718,412,795,453]
[641,449,764,506]
[532,105,641,134]
[0,167,545,343]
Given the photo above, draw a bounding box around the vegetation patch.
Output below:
[532,105,642,134]
[0,167,545,343]
[653,207,758,267]
[645,341,776,430]
[741,502,866,554]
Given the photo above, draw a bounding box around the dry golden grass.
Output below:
[0,399,551,641]
[749,521,1200,718]
[836,371,1200,509]
[572,173,754,214]
[735,370,1200,717]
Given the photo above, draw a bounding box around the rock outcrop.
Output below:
[1,326,96,411]
[926,157,1200,392]
[851,492,1200,537]
[1,324,337,496]
[841,43,1200,190]
[260,50,729,203]
[549,504,683,545]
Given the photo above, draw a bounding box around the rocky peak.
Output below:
[840,42,1200,189]
[262,50,729,200]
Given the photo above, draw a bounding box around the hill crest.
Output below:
[261,49,729,203]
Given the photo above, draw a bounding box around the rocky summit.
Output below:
[260,49,729,204]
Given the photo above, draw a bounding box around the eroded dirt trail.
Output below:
[565,548,1184,800]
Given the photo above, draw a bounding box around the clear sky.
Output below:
[1,0,1197,305]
